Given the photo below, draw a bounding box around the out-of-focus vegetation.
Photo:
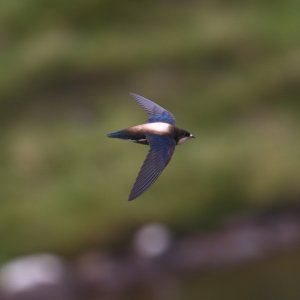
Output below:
[0,0,300,298]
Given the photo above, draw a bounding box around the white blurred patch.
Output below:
[134,223,172,258]
[0,253,65,294]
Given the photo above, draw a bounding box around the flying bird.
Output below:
[107,93,195,201]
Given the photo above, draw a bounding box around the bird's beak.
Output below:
[190,134,195,138]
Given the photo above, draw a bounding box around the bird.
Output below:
[107,93,195,201]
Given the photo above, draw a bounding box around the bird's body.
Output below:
[107,93,194,201]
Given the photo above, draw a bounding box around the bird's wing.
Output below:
[129,93,176,125]
[128,135,176,201]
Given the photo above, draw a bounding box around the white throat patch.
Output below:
[178,136,192,145]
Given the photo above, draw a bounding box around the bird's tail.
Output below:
[106,130,125,138]
[107,129,145,140]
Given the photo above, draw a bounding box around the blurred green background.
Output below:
[1,0,300,299]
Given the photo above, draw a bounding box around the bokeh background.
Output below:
[1,0,300,299]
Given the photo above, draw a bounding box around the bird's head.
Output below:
[177,130,195,145]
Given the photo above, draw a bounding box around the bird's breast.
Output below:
[128,122,174,136]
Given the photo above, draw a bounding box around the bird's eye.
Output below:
[185,132,190,137]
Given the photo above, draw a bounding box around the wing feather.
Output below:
[129,93,176,125]
[128,135,176,201]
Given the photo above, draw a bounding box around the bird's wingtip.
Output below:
[129,92,140,99]
[128,190,139,201]
[128,195,135,201]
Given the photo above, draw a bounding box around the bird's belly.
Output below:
[128,122,173,136]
